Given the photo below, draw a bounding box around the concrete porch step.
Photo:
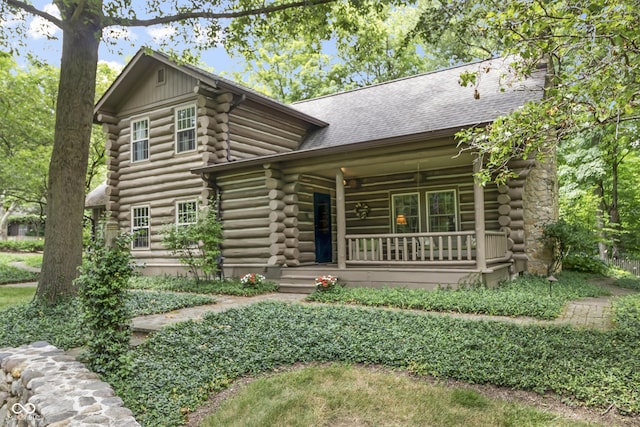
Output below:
[278,283,316,294]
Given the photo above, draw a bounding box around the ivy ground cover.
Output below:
[307,273,609,319]
[109,302,640,426]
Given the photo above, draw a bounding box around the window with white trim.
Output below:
[131,206,150,249]
[176,200,198,227]
[176,105,196,153]
[426,190,458,232]
[131,118,149,162]
[392,192,420,233]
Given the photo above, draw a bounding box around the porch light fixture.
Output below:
[396,214,407,225]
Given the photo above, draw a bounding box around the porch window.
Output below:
[132,206,150,249]
[176,105,196,153]
[131,118,149,162]
[176,200,198,227]
[392,193,420,233]
[426,190,458,232]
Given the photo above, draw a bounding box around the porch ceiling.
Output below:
[340,149,472,179]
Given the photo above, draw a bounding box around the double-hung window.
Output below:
[176,105,196,153]
[392,193,420,233]
[176,200,198,227]
[131,118,149,162]
[132,206,150,249]
[426,190,458,232]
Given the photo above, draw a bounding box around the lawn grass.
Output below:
[0,286,35,308]
[202,364,594,427]
[306,272,610,319]
[129,275,279,296]
[108,302,639,426]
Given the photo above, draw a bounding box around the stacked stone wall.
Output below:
[0,342,139,426]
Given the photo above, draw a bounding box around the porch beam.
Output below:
[473,156,487,271]
[336,168,347,269]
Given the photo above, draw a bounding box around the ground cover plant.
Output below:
[107,302,639,426]
[0,240,44,253]
[201,364,593,427]
[0,252,39,284]
[0,291,216,349]
[128,291,215,316]
[612,276,640,291]
[306,272,609,319]
[612,294,640,338]
[129,275,279,296]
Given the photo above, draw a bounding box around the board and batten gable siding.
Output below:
[116,64,198,116]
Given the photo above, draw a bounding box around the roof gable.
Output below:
[94,49,327,127]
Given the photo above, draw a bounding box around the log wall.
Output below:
[227,102,307,160]
[217,169,271,266]
[339,166,499,236]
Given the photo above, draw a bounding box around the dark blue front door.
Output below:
[314,193,332,263]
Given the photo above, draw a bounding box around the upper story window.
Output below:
[426,190,458,232]
[132,205,150,249]
[131,118,149,162]
[392,192,420,233]
[176,200,198,227]
[176,105,196,153]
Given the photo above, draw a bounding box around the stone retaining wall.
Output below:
[0,342,140,426]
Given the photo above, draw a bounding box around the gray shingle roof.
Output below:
[293,58,546,150]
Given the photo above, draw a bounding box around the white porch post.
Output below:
[473,156,487,271]
[336,168,347,269]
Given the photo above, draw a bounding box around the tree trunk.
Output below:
[594,186,608,260]
[609,142,621,258]
[36,22,100,303]
[0,199,17,240]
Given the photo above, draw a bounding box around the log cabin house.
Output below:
[90,49,555,293]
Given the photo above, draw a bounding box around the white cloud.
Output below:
[147,25,176,43]
[28,3,60,40]
[98,59,124,72]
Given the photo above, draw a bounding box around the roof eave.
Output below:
[191,124,488,176]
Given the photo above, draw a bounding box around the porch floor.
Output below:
[277,262,513,294]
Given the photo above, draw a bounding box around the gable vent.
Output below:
[157,68,166,85]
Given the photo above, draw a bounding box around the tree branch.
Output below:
[107,0,336,28]
[4,0,64,29]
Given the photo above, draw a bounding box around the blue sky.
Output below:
[1,1,244,73]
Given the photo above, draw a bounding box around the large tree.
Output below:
[0,0,407,303]
[229,0,493,103]
[0,54,57,238]
[431,0,640,183]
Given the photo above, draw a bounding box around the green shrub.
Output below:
[161,204,223,282]
[563,254,609,275]
[541,220,598,273]
[612,294,640,338]
[77,234,135,375]
[0,239,44,252]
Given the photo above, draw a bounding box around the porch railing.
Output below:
[345,230,509,265]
